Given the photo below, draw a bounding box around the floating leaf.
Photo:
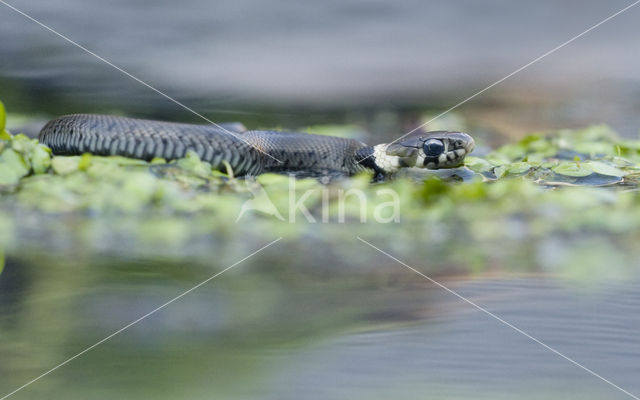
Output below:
[51,156,79,175]
[31,145,51,174]
[464,157,493,173]
[491,162,532,179]
[587,161,625,177]
[506,162,532,175]
[493,165,507,179]
[552,161,593,177]
[177,150,211,177]
[523,152,546,164]
[11,134,36,155]
[0,148,30,179]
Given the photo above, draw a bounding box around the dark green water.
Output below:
[2,228,640,400]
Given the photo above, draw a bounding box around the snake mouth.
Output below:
[418,132,475,169]
[422,149,467,169]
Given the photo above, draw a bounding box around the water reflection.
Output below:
[1,236,639,399]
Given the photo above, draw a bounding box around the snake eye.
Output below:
[423,139,444,157]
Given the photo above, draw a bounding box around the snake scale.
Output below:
[39,114,474,178]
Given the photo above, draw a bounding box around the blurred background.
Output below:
[2,0,640,139]
[2,1,640,400]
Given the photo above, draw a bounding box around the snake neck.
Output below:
[355,144,403,177]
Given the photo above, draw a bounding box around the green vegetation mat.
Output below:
[2,100,640,277]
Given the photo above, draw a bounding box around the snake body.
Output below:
[39,114,474,177]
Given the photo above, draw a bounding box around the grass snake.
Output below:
[39,114,475,178]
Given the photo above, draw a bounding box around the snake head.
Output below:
[385,131,475,169]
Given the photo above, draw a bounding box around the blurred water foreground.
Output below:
[2,99,640,398]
